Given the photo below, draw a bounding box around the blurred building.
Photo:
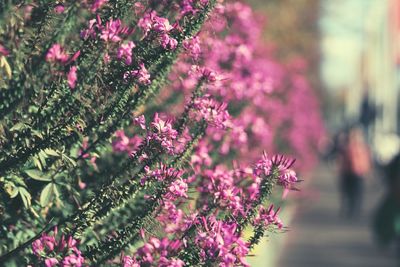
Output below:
[322,0,400,163]
[357,0,400,163]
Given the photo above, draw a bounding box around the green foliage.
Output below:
[0,0,219,265]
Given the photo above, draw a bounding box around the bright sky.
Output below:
[320,0,384,90]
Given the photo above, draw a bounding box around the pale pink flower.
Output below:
[117,41,136,65]
[46,44,69,63]
[90,0,108,12]
[67,66,77,89]
[45,258,59,267]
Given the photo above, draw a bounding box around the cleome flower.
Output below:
[31,227,84,267]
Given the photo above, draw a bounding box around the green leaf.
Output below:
[24,169,51,182]
[4,182,18,198]
[40,183,55,207]
[10,122,26,131]
[31,130,43,139]
[18,187,31,208]
[33,156,43,171]
[43,148,59,157]
[62,154,77,167]
[38,151,48,167]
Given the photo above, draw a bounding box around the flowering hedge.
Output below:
[0,0,324,266]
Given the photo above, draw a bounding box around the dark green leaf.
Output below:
[24,169,51,181]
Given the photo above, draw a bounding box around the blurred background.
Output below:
[246,0,400,266]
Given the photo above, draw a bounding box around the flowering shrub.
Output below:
[0,0,324,266]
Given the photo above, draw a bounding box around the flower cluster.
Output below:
[254,153,298,198]
[123,237,184,267]
[45,44,80,89]
[30,228,84,267]
[142,164,183,185]
[112,130,142,155]
[138,11,178,50]
[117,41,136,65]
[192,95,230,129]
[254,205,284,229]
[0,0,324,266]
[123,63,151,85]
[198,166,244,216]
[46,44,69,64]
[148,113,179,154]
[194,216,250,267]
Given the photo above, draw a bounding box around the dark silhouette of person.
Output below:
[338,127,371,218]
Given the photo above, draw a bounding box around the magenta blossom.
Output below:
[160,33,178,50]
[100,18,129,42]
[183,36,201,60]
[46,44,69,63]
[123,236,183,266]
[133,115,146,129]
[195,216,250,267]
[45,258,59,267]
[117,41,136,65]
[0,44,9,56]
[90,0,108,12]
[124,63,151,85]
[254,204,283,229]
[54,4,65,13]
[67,66,77,89]
[30,227,84,266]
[147,113,178,154]
[192,95,230,129]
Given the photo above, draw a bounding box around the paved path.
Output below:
[278,162,398,267]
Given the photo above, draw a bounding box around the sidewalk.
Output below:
[278,162,397,267]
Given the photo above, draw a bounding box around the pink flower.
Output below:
[32,239,44,256]
[278,169,298,189]
[45,258,59,267]
[138,11,157,35]
[124,63,151,85]
[0,44,9,56]
[122,256,140,267]
[112,130,142,155]
[67,66,77,89]
[253,152,273,177]
[183,36,201,60]
[143,164,182,184]
[54,4,65,13]
[103,53,111,64]
[131,237,183,266]
[153,17,174,32]
[90,0,108,12]
[178,0,198,15]
[148,113,178,154]
[80,19,98,40]
[31,228,84,266]
[160,33,178,50]
[62,251,85,267]
[167,178,188,199]
[194,216,249,266]
[46,44,69,63]
[134,2,145,15]
[133,115,146,129]
[254,205,283,229]
[69,50,81,63]
[100,19,129,42]
[117,41,136,65]
[198,167,244,215]
[192,95,230,129]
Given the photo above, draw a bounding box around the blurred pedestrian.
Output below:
[338,126,371,218]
